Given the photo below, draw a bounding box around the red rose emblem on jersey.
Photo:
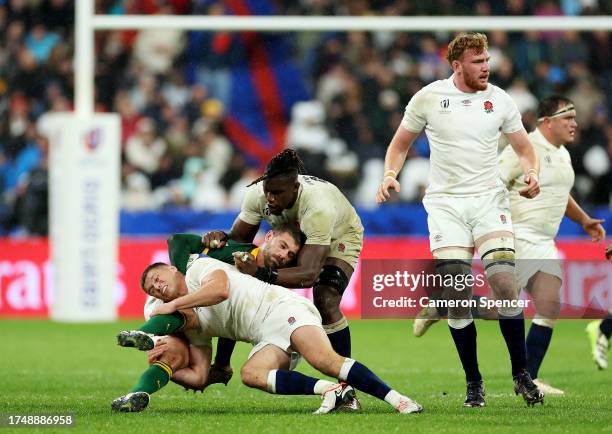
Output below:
[338,243,346,253]
[484,101,494,113]
[288,317,296,325]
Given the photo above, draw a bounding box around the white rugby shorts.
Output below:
[423,189,514,251]
[248,296,323,366]
[515,238,563,292]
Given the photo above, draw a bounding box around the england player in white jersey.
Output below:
[499,96,605,393]
[112,257,423,415]
[201,149,363,391]
[377,32,543,407]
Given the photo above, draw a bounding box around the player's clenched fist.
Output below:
[233,252,257,275]
[202,230,228,248]
[519,173,540,199]
[376,176,401,204]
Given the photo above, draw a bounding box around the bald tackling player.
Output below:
[112,224,303,404]
[378,32,543,407]
[112,257,423,415]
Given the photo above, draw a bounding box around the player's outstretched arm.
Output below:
[168,234,205,274]
[377,126,420,203]
[505,129,540,198]
[565,195,606,242]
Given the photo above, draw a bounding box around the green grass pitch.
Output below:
[2,319,611,433]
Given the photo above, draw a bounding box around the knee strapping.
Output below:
[315,265,349,295]
[433,248,473,291]
[433,249,473,275]
[478,237,515,277]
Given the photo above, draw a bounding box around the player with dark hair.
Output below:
[378,32,543,407]
[586,244,612,370]
[202,149,364,402]
[498,95,605,393]
[112,257,422,415]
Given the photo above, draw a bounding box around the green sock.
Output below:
[130,362,172,394]
[138,312,185,335]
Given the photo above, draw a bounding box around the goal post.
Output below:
[49,2,611,322]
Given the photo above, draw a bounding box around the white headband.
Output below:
[537,104,576,123]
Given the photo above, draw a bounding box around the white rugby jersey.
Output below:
[145,257,309,346]
[239,174,363,246]
[499,128,575,243]
[401,76,524,197]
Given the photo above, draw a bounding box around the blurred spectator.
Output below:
[25,22,60,64]
[125,118,167,175]
[191,118,233,179]
[1,0,611,232]
[132,3,185,75]
[506,78,538,114]
[121,170,154,211]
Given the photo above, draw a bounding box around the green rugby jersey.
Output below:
[167,233,259,274]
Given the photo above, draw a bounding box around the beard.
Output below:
[464,70,488,91]
[262,247,281,268]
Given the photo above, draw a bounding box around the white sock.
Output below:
[313,380,336,395]
[384,390,403,407]
[266,370,277,394]
[338,358,356,382]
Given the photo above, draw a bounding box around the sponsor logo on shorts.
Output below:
[484,100,494,113]
[338,243,346,252]
[288,317,296,325]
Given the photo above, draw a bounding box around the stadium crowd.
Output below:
[1,0,611,235]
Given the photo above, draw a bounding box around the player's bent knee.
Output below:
[157,336,190,371]
[240,365,263,388]
[315,265,349,297]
